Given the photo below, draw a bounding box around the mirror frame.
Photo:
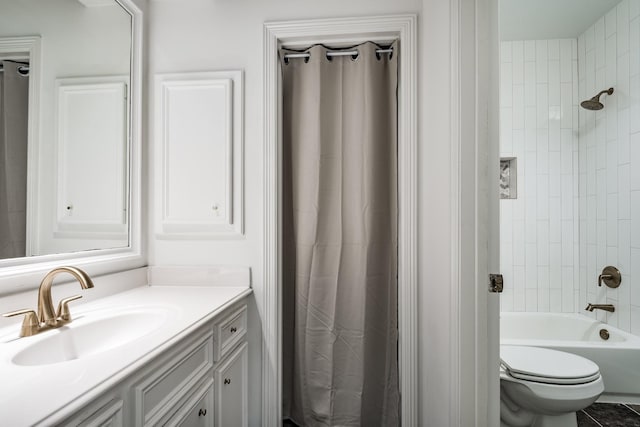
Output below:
[0,0,144,294]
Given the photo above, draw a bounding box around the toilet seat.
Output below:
[501,345,601,385]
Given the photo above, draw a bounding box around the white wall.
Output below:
[577,0,640,334]
[146,0,469,425]
[499,38,580,313]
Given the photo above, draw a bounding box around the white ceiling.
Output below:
[500,0,624,40]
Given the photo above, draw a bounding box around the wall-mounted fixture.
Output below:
[580,88,614,110]
[598,266,621,288]
[154,70,244,239]
[585,303,615,313]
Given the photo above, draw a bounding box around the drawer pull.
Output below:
[230,326,237,333]
[198,408,207,417]
[224,378,231,385]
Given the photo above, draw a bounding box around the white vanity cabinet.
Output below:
[62,301,248,427]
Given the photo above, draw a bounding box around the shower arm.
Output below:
[594,89,612,98]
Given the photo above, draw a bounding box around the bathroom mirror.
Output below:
[0,0,142,287]
[498,0,640,330]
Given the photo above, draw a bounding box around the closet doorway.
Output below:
[262,15,418,427]
[281,40,399,426]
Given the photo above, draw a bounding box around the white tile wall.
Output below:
[500,38,579,313]
[501,2,640,336]
[578,0,640,334]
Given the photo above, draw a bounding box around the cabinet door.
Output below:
[214,342,248,427]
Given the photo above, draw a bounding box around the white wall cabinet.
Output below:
[54,76,129,239]
[154,71,244,239]
[62,301,248,427]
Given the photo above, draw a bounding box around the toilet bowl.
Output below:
[500,345,604,427]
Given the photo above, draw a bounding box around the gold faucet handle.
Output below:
[56,295,82,322]
[3,309,40,337]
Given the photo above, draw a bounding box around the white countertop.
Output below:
[0,284,252,426]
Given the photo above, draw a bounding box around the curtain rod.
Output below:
[0,62,30,75]
[283,48,393,61]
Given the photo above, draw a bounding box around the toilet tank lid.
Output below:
[500,345,600,381]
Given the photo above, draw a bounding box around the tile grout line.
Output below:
[580,409,604,427]
[625,404,640,417]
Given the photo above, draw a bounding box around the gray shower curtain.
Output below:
[0,61,29,259]
[281,41,399,427]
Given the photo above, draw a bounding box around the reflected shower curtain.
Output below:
[281,41,399,426]
[0,61,29,258]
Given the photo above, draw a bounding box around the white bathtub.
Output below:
[500,312,640,403]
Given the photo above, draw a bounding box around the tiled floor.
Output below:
[284,404,640,426]
[578,403,640,427]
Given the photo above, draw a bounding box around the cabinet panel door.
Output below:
[214,342,248,427]
[154,71,244,238]
[55,77,128,237]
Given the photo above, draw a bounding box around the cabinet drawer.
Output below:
[214,341,248,427]
[215,305,247,361]
[134,330,213,426]
[165,377,214,427]
[64,398,124,427]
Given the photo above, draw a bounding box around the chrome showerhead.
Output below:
[580,88,614,110]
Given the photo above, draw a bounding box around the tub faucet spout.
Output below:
[585,303,615,313]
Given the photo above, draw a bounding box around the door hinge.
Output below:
[489,274,504,293]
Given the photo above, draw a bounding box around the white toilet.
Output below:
[500,345,604,427]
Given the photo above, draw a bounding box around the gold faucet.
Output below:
[585,303,615,313]
[2,266,94,337]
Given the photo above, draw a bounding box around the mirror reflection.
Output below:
[0,0,132,261]
[499,0,640,331]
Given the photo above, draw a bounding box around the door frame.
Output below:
[262,15,418,427]
[453,0,500,423]
[0,36,41,257]
[454,0,500,422]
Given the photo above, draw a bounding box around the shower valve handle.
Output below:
[598,274,611,287]
[598,266,621,288]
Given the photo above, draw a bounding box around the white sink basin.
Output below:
[11,307,172,366]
